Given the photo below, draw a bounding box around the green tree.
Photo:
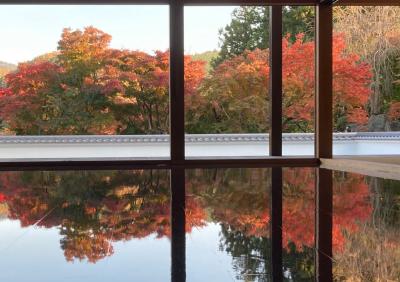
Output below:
[212,6,315,67]
[212,7,269,68]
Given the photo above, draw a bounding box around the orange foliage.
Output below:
[201,34,372,132]
[332,34,372,125]
[0,27,206,135]
[388,102,400,121]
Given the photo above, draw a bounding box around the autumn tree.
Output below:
[334,6,400,130]
[0,27,118,134]
[105,49,205,134]
[0,27,206,135]
[198,34,371,133]
[0,62,69,134]
[58,26,111,82]
[195,48,270,133]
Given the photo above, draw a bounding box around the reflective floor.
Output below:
[0,168,398,281]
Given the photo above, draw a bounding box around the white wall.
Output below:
[0,133,398,160]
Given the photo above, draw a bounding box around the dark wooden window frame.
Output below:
[0,3,398,282]
[0,0,398,168]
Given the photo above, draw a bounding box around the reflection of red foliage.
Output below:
[282,168,315,251]
[187,171,272,242]
[332,173,373,252]
[187,168,374,256]
[283,169,373,253]
[63,233,114,263]
[0,168,375,263]
[185,196,207,232]
[63,234,114,263]
[0,171,174,263]
[215,209,270,238]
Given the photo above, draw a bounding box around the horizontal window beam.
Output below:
[334,0,400,5]
[183,0,317,5]
[0,157,319,171]
[0,0,398,6]
[0,0,318,5]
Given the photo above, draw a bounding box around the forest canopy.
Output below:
[0,23,373,135]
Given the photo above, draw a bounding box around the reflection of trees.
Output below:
[0,170,172,262]
[187,169,272,281]
[282,168,315,281]
[186,168,271,237]
[334,176,400,281]
[1,168,397,280]
[0,169,208,263]
[187,168,384,281]
[332,172,373,252]
[186,168,317,281]
[219,225,271,282]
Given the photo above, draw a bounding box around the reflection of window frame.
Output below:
[0,0,397,167]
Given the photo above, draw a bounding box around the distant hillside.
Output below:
[0,61,17,78]
[191,50,219,73]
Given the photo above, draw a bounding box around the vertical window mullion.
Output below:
[170,0,185,162]
[269,5,283,157]
[315,3,333,158]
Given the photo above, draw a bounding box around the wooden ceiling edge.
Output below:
[0,0,398,6]
[333,0,400,6]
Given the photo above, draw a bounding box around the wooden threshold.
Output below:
[320,156,400,181]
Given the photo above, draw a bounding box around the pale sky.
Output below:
[0,5,237,64]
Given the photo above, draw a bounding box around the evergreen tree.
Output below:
[212,6,315,68]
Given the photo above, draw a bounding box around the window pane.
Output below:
[186,168,272,281]
[0,169,171,281]
[0,5,170,159]
[184,6,270,158]
[333,6,400,155]
[283,167,315,280]
[332,172,400,281]
[282,6,315,156]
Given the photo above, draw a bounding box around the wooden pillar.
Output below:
[170,0,185,162]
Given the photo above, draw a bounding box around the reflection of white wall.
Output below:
[0,132,399,160]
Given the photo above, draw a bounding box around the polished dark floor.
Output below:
[0,168,398,281]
